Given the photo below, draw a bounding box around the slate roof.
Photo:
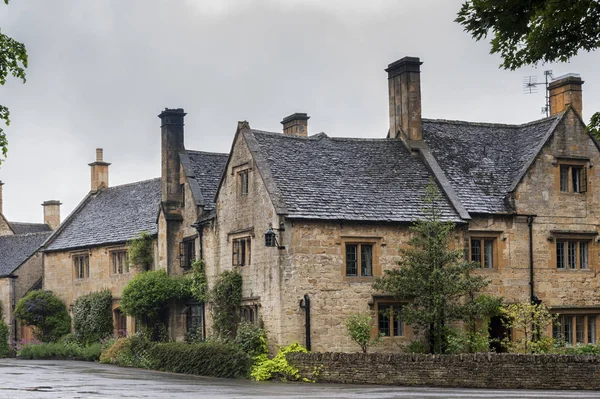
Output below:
[249,130,461,222]
[44,178,161,252]
[184,151,229,211]
[9,222,52,235]
[422,116,560,214]
[0,232,51,277]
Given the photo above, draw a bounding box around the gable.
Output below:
[0,232,50,276]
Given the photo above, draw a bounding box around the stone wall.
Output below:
[0,215,12,236]
[288,352,600,390]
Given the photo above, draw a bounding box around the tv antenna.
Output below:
[523,70,554,117]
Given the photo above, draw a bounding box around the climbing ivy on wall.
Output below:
[211,270,242,340]
[127,231,154,271]
[188,259,207,303]
[72,290,113,345]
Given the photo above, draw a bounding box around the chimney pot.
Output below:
[88,148,110,192]
[548,74,584,117]
[42,200,62,230]
[281,113,310,137]
[386,56,423,141]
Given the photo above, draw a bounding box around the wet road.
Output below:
[1,359,599,399]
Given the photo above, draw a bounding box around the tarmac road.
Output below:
[1,359,599,399]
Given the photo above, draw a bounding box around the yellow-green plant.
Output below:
[501,302,557,353]
[250,342,308,381]
[345,313,381,353]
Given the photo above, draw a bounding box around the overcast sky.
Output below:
[1,0,599,224]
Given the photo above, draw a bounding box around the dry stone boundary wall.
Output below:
[287,352,600,390]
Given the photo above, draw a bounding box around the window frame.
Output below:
[110,250,129,275]
[341,237,381,280]
[556,239,590,270]
[469,236,498,269]
[553,313,598,345]
[237,169,249,197]
[232,236,252,267]
[73,253,90,279]
[179,237,196,270]
[559,163,587,194]
[376,302,404,337]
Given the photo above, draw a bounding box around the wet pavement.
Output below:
[1,359,599,399]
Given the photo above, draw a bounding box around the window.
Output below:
[556,240,589,269]
[185,303,204,338]
[180,238,196,269]
[111,250,128,274]
[378,303,403,337]
[241,305,259,325]
[114,309,127,337]
[238,169,249,196]
[470,237,495,269]
[554,314,597,345]
[232,237,251,266]
[559,165,587,193]
[345,243,374,277]
[73,254,90,279]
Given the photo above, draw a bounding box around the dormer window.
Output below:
[560,164,587,193]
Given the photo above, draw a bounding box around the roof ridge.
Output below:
[103,177,160,191]
[252,129,395,142]
[8,221,48,226]
[423,114,561,129]
[0,231,51,238]
[185,150,229,156]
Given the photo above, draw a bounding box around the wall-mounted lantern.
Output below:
[265,225,285,249]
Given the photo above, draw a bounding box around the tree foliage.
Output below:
[72,290,113,346]
[0,300,9,357]
[127,231,154,271]
[14,290,71,342]
[210,270,242,340]
[345,312,381,353]
[188,259,207,303]
[501,302,556,353]
[373,181,491,354]
[588,112,600,141]
[0,0,28,163]
[456,0,600,71]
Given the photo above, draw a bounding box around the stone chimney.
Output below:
[386,56,423,141]
[549,74,584,117]
[89,148,110,192]
[281,113,309,137]
[42,200,61,230]
[159,108,186,205]
[0,181,3,215]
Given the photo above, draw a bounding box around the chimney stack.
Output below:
[158,108,186,205]
[281,113,310,137]
[549,74,584,117]
[42,200,62,230]
[386,56,423,141]
[89,148,110,192]
[0,181,4,215]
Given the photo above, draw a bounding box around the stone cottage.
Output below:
[0,181,58,342]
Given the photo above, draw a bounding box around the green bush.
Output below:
[555,343,600,355]
[345,313,381,353]
[14,290,71,342]
[99,335,155,368]
[235,322,268,358]
[250,343,308,381]
[17,341,101,361]
[127,231,154,271]
[72,290,113,345]
[0,319,9,358]
[149,341,251,378]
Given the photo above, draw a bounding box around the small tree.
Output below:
[501,302,556,353]
[14,290,71,342]
[211,270,242,340]
[373,181,492,354]
[127,231,154,271]
[345,312,381,353]
[72,290,113,345]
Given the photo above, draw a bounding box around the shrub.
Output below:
[127,231,154,271]
[0,319,9,358]
[235,322,268,358]
[501,302,557,353]
[99,335,155,368]
[211,270,242,340]
[14,290,71,342]
[445,328,490,354]
[72,290,113,345]
[17,341,101,361]
[148,341,251,378]
[345,313,381,353]
[188,259,208,303]
[251,343,308,381]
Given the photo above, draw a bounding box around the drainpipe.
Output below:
[299,294,311,351]
[525,215,541,305]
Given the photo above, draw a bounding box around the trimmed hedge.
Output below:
[149,342,252,378]
[18,342,102,361]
